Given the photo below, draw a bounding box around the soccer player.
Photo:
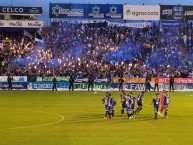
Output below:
[126,94,134,120]
[151,93,160,120]
[163,91,170,118]
[120,91,127,115]
[159,90,166,116]
[109,93,116,120]
[135,91,145,114]
[106,93,114,120]
[102,92,109,118]
[130,92,136,117]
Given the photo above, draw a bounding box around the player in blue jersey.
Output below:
[126,94,134,120]
[130,92,136,117]
[106,93,115,120]
[163,91,170,118]
[120,91,127,115]
[109,93,116,120]
[102,92,109,118]
[151,93,160,120]
[135,91,145,114]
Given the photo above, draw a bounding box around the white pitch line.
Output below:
[0,110,65,131]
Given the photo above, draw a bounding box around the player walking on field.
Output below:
[130,92,136,118]
[135,91,145,115]
[151,93,160,120]
[126,94,134,120]
[102,92,109,118]
[120,91,127,115]
[163,91,170,118]
[159,90,166,116]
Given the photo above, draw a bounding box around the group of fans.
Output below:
[102,90,170,120]
[0,21,193,78]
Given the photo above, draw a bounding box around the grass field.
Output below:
[0,90,193,145]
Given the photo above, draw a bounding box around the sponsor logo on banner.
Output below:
[88,5,104,18]
[27,82,69,90]
[0,7,42,15]
[113,77,146,83]
[124,5,160,20]
[87,4,123,19]
[9,21,23,27]
[75,77,88,82]
[0,82,27,89]
[0,20,43,28]
[52,5,84,17]
[105,5,123,19]
[161,20,181,27]
[29,8,41,14]
[107,21,151,28]
[74,82,110,89]
[160,5,193,20]
[49,3,86,18]
[162,9,173,15]
[113,77,193,84]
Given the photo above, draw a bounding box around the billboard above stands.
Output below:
[0,6,42,15]
[0,20,43,28]
[123,5,160,20]
[160,5,193,20]
[49,3,86,18]
[87,4,123,19]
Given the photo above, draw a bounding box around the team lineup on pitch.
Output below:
[0,91,192,145]
[102,90,170,120]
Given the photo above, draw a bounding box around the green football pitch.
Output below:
[0,90,192,145]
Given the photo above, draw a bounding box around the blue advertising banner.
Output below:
[161,20,181,27]
[49,3,86,18]
[27,82,69,90]
[87,4,123,19]
[0,82,27,90]
[160,5,193,20]
[0,7,42,15]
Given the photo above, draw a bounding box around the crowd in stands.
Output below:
[0,20,193,78]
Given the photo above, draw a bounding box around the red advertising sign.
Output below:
[113,77,193,84]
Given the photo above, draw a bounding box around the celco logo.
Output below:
[2,7,24,13]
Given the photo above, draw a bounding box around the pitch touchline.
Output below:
[0,109,65,131]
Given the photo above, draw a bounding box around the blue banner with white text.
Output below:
[0,82,27,90]
[87,4,123,19]
[49,3,86,18]
[27,82,69,90]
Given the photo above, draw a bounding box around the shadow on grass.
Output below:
[60,113,161,125]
